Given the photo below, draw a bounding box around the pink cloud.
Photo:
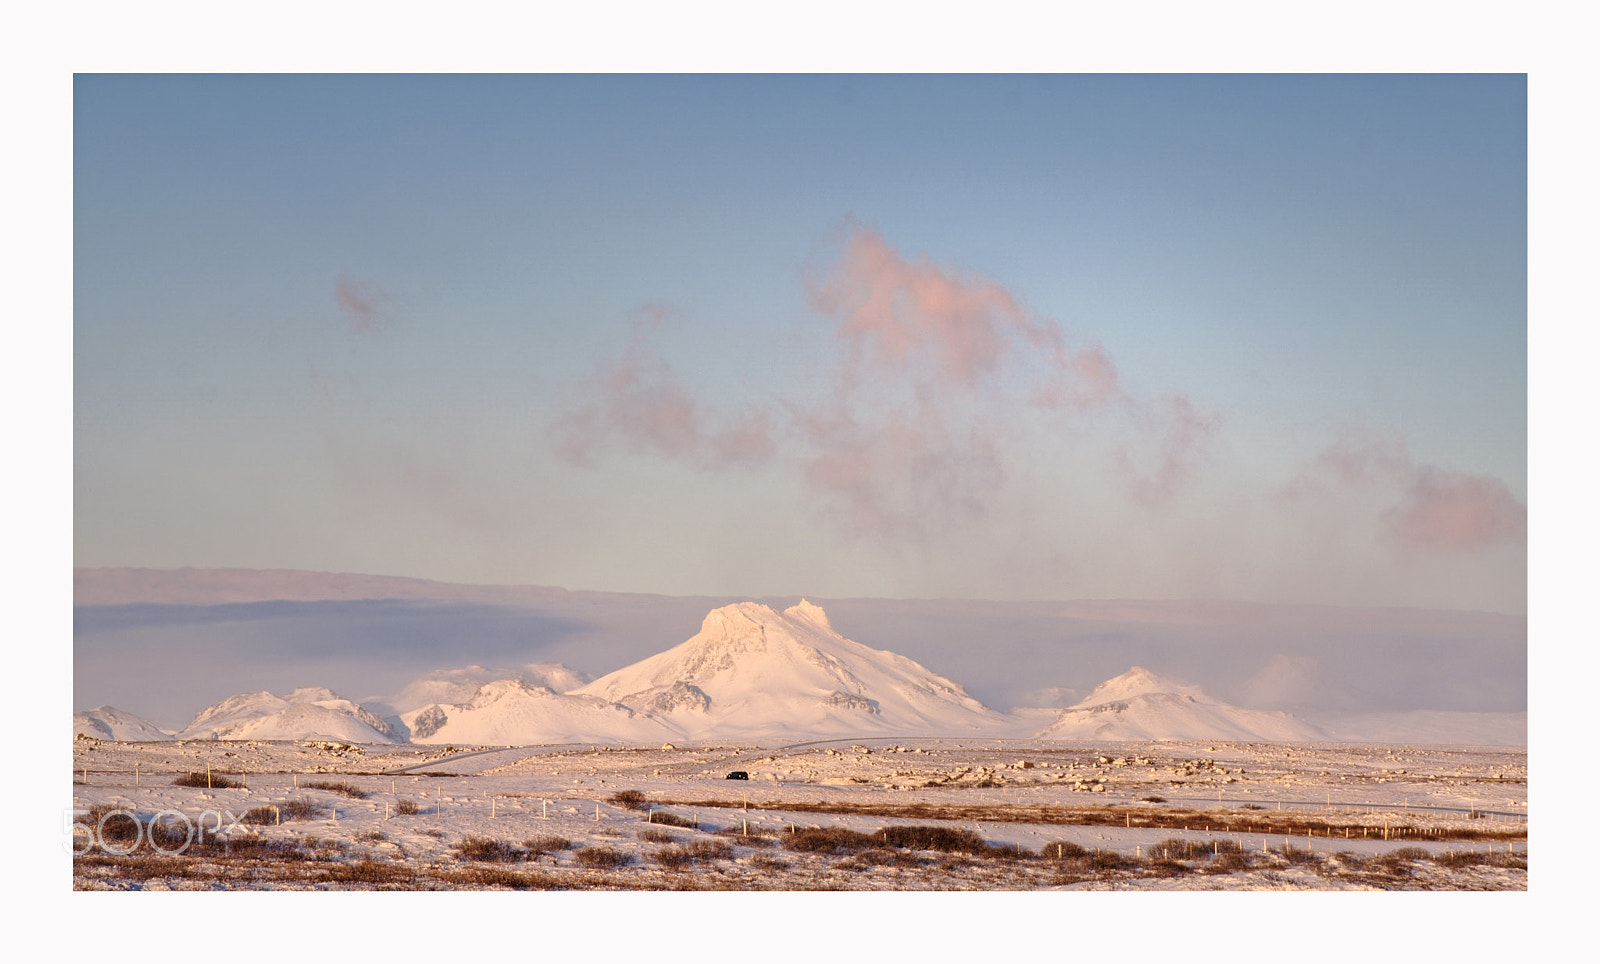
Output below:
[1287,425,1525,554]
[552,307,775,471]
[334,275,386,334]
[809,225,1120,404]
[553,226,1212,542]
[796,406,1002,541]
[1386,467,1527,553]
[1120,393,1221,506]
[793,225,1128,536]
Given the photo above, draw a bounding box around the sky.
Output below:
[73,74,1527,613]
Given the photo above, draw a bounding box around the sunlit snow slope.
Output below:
[73,705,173,741]
[1036,667,1326,742]
[575,600,1006,740]
[177,687,397,743]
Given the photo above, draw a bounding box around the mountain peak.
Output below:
[783,599,833,633]
[1076,666,1204,707]
[576,600,1000,739]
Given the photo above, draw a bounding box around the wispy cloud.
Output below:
[552,306,775,470]
[1385,467,1526,553]
[335,275,387,334]
[1286,425,1525,554]
[554,225,1218,541]
[1119,393,1221,507]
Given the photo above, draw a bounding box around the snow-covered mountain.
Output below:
[73,705,172,741]
[575,600,1006,740]
[384,663,589,715]
[177,687,397,743]
[400,680,673,745]
[1035,667,1326,742]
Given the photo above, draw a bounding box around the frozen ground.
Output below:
[70,736,1527,891]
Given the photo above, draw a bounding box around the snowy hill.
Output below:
[385,663,589,715]
[177,687,397,743]
[400,680,673,745]
[1036,666,1325,742]
[73,705,172,741]
[575,600,1007,740]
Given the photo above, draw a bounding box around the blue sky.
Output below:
[73,75,1526,612]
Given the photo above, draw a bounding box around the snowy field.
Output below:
[70,735,1527,891]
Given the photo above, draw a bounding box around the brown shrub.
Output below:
[173,771,243,789]
[638,828,679,845]
[455,836,525,862]
[240,798,322,824]
[522,836,573,855]
[394,799,421,815]
[575,846,634,869]
[840,847,923,870]
[879,825,988,854]
[609,789,647,810]
[1142,858,1192,878]
[784,827,882,854]
[305,781,368,799]
[688,840,734,860]
[646,812,696,829]
[438,867,561,890]
[1087,849,1134,871]
[1041,840,1090,860]
[84,805,143,848]
[1203,851,1252,874]
[1274,845,1319,865]
[325,860,416,886]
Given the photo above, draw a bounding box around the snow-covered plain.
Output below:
[69,735,1527,891]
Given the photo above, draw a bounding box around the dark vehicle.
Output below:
[725,771,749,780]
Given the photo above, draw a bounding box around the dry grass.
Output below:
[652,839,735,870]
[609,789,647,810]
[305,781,369,799]
[454,836,526,863]
[879,825,990,854]
[394,799,421,815]
[1041,840,1089,860]
[783,827,882,855]
[1203,851,1253,875]
[323,860,416,886]
[838,847,925,871]
[643,811,696,829]
[649,797,1525,843]
[522,836,574,855]
[172,771,243,789]
[574,846,634,869]
[1273,844,1320,865]
[240,798,322,825]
